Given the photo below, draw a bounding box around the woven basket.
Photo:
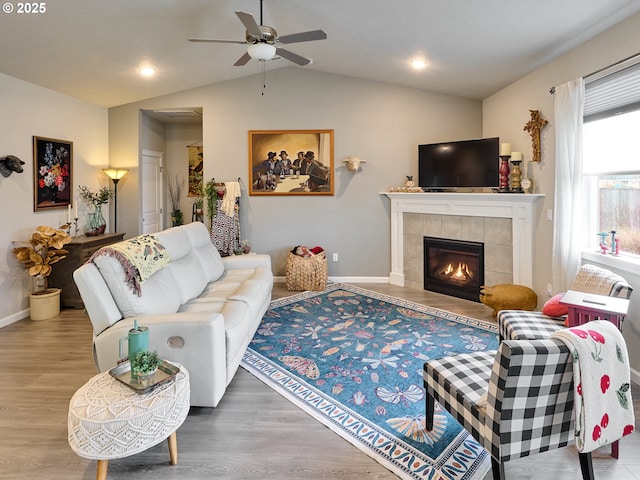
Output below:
[285,252,328,291]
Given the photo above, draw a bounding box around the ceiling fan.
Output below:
[189,0,327,66]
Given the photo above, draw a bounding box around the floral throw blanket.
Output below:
[90,234,171,296]
[551,320,635,453]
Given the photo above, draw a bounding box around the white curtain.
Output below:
[552,78,585,291]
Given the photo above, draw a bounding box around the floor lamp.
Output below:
[103,168,128,232]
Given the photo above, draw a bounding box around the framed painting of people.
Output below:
[33,136,73,212]
[187,145,203,197]
[248,130,334,196]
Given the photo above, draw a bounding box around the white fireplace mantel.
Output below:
[382,192,544,288]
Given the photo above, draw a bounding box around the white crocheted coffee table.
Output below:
[67,363,190,480]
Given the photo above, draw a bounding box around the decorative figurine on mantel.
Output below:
[523,109,548,163]
[388,175,422,193]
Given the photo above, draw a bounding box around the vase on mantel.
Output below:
[84,205,107,236]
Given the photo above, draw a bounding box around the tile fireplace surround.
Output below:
[383,192,544,291]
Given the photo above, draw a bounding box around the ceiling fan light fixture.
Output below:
[247,43,276,61]
[139,66,156,77]
[411,59,427,70]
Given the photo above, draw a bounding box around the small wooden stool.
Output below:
[68,363,189,479]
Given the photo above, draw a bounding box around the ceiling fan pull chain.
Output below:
[261,61,266,95]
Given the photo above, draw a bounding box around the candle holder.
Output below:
[73,217,80,238]
[510,159,523,193]
[498,155,511,192]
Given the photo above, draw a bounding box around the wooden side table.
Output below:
[560,289,630,459]
[49,233,124,309]
[560,290,629,329]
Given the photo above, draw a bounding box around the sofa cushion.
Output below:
[183,222,225,283]
[179,299,252,368]
[542,293,569,317]
[92,254,182,317]
[155,225,208,303]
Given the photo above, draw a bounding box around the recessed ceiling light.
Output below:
[411,59,427,70]
[139,66,156,77]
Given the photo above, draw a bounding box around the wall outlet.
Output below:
[546,283,553,296]
[546,209,553,221]
[332,253,339,262]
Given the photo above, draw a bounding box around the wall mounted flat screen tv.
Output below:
[418,137,499,191]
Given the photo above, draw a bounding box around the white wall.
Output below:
[484,12,640,374]
[0,73,108,326]
[165,122,203,225]
[109,68,483,277]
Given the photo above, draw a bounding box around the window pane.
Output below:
[597,175,640,255]
[584,109,640,175]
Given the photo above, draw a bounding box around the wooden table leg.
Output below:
[96,459,108,480]
[168,431,178,465]
[612,439,619,459]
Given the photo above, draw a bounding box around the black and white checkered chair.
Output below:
[499,264,632,341]
[423,338,594,480]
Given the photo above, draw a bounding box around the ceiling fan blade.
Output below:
[189,38,247,45]
[235,11,262,37]
[276,48,311,66]
[233,52,252,66]
[277,30,327,45]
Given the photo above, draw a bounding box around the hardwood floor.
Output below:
[1,282,639,479]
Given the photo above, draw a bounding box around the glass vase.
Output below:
[84,205,107,236]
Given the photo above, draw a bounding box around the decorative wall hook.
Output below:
[343,156,366,173]
[0,155,25,177]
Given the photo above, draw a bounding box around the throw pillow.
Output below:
[542,292,569,317]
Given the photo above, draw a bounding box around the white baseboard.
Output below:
[274,276,390,284]
[0,309,29,329]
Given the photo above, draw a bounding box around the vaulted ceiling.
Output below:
[2,0,639,107]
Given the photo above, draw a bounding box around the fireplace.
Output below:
[423,237,484,302]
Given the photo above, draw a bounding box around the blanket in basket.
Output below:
[551,320,635,453]
[89,235,171,296]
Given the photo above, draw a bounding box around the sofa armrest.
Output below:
[93,311,227,406]
[222,253,272,271]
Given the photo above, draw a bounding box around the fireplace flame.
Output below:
[444,262,472,282]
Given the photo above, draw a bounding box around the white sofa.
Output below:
[73,222,273,407]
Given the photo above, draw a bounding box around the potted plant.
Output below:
[192,194,204,222]
[78,185,113,236]
[12,225,71,320]
[165,174,185,226]
[131,350,162,384]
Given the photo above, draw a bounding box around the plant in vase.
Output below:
[13,225,71,321]
[12,225,72,295]
[166,174,185,226]
[131,350,162,383]
[78,185,113,236]
[192,194,204,222]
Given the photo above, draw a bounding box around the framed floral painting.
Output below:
[33,136,73,212]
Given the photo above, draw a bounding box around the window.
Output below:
[583,56,640,257]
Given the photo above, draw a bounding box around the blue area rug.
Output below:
[241,283,498,479]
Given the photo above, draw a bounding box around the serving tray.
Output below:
[108,360,180,394]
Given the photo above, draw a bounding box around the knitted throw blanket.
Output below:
[89,234,171,296]
[551,320,635,453]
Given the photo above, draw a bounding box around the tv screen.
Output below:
[418,137,499,190]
